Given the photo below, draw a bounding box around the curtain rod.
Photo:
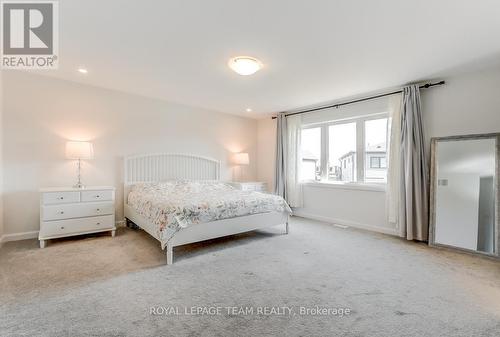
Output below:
[271,81,445,119]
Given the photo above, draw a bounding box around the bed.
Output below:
[123,153,291,264]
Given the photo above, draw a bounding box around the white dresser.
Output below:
[39,186,116,248]
[227,182,268,193]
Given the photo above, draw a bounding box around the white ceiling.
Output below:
[32,0,500,117]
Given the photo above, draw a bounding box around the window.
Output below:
[300,127,321,181]
[299,115,388,184]
[369,157,387,169]
[328,122,356,182]
[365,118,388,183]
[370,157,381,168]
[370,157,388,168]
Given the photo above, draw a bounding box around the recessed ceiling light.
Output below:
[228,56,262,76]
[246,108,252,112]
[77,68,88,74]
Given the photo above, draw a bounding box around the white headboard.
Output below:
[124,153,221,184]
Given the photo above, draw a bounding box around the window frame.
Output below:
[300,112,388,186]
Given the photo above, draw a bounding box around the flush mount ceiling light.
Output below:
[228,56,262,76]
[246,108,252,112]
[77,67,88,74]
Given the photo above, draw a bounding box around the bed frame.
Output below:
[123,153,289,264]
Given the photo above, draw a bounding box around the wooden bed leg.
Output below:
[285,221,289,234]
[166,244,173,265]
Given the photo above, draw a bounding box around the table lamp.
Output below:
[66,141,94,188]
[232,152,249,181]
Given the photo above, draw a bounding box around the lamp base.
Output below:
[74,159,85,189]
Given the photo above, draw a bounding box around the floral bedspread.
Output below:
[127,181,292,248]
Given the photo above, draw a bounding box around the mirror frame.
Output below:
[429,133,500,258]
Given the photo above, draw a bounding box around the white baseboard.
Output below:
[0,230,39,244]
[0,220,126,245]
[292,210,399,237]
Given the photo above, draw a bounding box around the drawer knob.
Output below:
[60,226,65,229]
[60,211,64,214]
[96,222,101,225]
[59,197,64,200]
[96,209,100,212]
[95,195,100,198]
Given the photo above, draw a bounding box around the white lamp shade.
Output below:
[233,153,249,165]
[66,141,94,160]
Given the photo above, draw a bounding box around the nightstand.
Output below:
[39,186,116,248]
[228,182,268,193]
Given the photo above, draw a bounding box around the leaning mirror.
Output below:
[429,133,499,257]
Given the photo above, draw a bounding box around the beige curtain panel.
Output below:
[399,85,429,241]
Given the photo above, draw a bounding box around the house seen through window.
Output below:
[300,116,388,184]
[329,122,356,182]
[364,118,388,183]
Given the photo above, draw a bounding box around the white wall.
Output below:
[257,64,500,236]
[2,71,258,235]
[296,184,391,234]
[257,118,276,192]
[422,65,500,141]
[3,64,500,238]
[0,72,4,243]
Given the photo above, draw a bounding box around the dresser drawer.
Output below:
[81,190,113,202]
[42,202,114,221]
[43,191,81,205]
[40,215,115,238]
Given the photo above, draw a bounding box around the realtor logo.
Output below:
[1,0,58,69]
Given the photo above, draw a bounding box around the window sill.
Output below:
[301,181,386,192]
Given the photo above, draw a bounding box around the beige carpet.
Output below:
[1,217,499,337]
